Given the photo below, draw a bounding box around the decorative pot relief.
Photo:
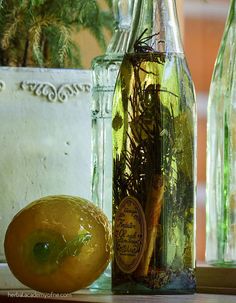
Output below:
[0,80,5,92]
[20,81,91,102]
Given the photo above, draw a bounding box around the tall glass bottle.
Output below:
[90,0,140,291]
[206,0,236,266]
[91,0,140,221]
[112,0,196,294]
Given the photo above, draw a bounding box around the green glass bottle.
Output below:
[206,0,236,266]
[112,0,197,294]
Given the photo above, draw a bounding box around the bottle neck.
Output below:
[226,0,235,27]
[131,0,184,54]
[106,0,183,55]
[113,0,134,30]
[217,0,235,56]
[106,0,141,54]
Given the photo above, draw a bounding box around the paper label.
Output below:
[114,196,146,274]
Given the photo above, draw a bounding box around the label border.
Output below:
[114,195,147,274]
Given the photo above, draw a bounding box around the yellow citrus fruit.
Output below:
[4,195,112,293]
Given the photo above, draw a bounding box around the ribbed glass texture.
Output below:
[206,0,236,266]
[91,0,140,221]
[90,0,140,291]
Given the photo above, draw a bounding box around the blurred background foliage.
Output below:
[0,0,113,67]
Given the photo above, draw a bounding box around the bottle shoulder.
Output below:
[91,54,124,69]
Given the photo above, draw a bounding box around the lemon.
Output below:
[4,195,112,293]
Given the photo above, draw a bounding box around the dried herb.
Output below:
[112,48,195,291]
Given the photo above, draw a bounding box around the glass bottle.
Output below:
[90,0,140,291]
[112,0,197,294]
[206,0,236,266]
[91,0,140,221]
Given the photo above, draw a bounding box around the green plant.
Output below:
[0,0,113,67]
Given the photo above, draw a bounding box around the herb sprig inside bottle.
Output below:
[112,0,196,295]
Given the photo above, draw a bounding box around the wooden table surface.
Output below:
[1,292,236,303]
[2,266,236,302]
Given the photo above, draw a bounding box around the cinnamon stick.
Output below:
[135,174,164,277]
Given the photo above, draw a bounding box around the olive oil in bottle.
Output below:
[112,0,196,294]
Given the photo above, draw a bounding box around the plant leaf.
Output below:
[57,232,92,263]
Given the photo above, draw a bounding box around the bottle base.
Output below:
[206,260,236,268]
[112,269,196,295]
[112,284,196,295]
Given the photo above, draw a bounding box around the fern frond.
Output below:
[66,41,82,68]
[18,0,31,9]
[1,23,16,49]
[104,0,112,9]
[88,24,107,51]
[29,17,44,66]
[29,15,54,65]
[1,15,21,49]
[78,0,99,26]
[57,24,71,67]
[0,0,114,68]
[99,11,114,32]
[30,0,47,7]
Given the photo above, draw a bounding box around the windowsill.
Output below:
[196,263,236,295]
[1,263,236,301]
[1,291,236,303]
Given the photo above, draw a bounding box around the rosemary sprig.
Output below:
[113,52,177,276]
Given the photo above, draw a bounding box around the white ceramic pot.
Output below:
[0,67,92,289]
